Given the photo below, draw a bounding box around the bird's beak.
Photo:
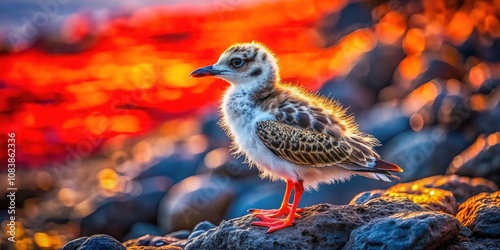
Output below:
[189,65,222,78]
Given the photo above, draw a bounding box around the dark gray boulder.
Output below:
[343,211,461,250]
[70,234,125,250]
[185,197,423,250]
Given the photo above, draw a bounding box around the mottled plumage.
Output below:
[190,41,403,233]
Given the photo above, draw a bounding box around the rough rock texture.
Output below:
[343,211,461,250]
[122,234,180,248]
[387,186,457,214]
[456,191,500,238]
[62,237,89,250]
[446,237,500,249]
[63,234,126,250]
[350,175,498,215]
[185,197,424,250]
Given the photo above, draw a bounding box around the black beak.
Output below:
[189,65,221,77]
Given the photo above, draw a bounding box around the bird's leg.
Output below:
[249,179,303,218]
[252,181,304,233]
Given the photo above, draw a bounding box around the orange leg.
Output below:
[252,180,304,233]
[248,179,303,218]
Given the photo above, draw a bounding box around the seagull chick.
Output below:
[190,41,403,233]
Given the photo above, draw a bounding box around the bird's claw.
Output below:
[255,213,301,223]
[248,204,303,218]
[252,218,295,233]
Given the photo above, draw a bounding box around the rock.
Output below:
[185,197,423,250]
[357,103,410,145]
[351,175,498,214]
[381,129,470,181]
[188,230,206,240]
[402,175,498,204]
[456,191,500,238]
[123,223,164,241]
[349,189,385,205]
[386,186,457,214]
[126,246,183,250]
[62,237,88,250]
[192,221,217,232]
[158,174,235,232]
[474,107,500,135]
[81,192,165,239]
[344,211,461,250]
[76,234,125,250]
[445,237,500,250]
[448,133,500,186]
[135,154,199,184]
[318,77,375,114]
[122,234,179,247]
[165,230,191,240]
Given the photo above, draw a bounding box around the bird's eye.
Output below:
[231,58,245,68]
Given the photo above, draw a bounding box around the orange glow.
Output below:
[469,63,490,88]
[470,94,487,111]
[403,29,426,55]
[376,12,407,44]
[58,188,78,207]
[34,232,52,248]
[98,168,120,191]
[446,11,474,45]
[398,55,423,80]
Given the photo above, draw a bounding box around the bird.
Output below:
[189,41,403,233]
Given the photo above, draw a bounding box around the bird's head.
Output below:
[190,41,279,86]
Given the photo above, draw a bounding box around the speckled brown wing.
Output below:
[274,98,345,139]
[256,120,353,166]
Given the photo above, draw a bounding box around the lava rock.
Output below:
[445,237,500,250]
[357,102,410,145]
[344,211,461,250]
[158,174,235,232]
[123,223,164,241]
[122,234,179,247]
[188,230,206,240]
[62,237,88,250]
[374,186,457,214]
[398,175,498,204]
[318,77,375,114]
[456,191,500,238]
[186,197,423,250]
[349,189,385,205]
[135,154,199,184]
[165,230,191,240]
[382,129,470,181]
[448,134,500,186]
[126,246,183,250]
[74,234,125,250]
[192,221,217,232]
[81,192,165,239]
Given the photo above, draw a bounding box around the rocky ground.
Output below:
[62,175,499,250]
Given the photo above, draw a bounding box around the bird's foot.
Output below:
[252,217,295,233]
[248,204,304,218]
[254,212,301,223]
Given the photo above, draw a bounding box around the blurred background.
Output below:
[0,0,499,249]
